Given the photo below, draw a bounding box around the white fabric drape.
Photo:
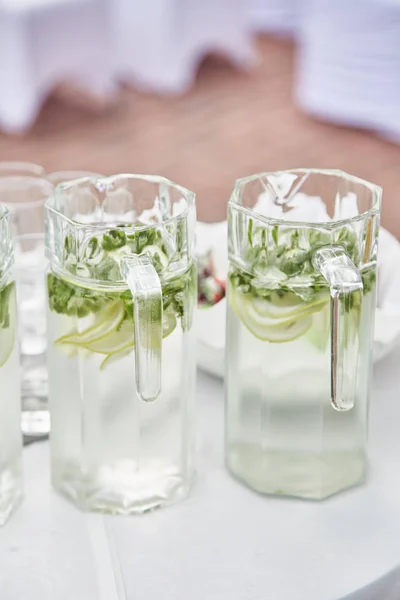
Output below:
[0,0,301,133]
[249,0,301,35]
[0,0,115,133]
[0,0,257,133]
[1,0,398,142]
[114,0,254,93]
[296,0,400,143]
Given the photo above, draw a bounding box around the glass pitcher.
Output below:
[0,206,22,524]
[225,169,381,500]
[45,175,197,514]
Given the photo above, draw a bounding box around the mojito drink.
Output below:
[226,220,377,499]
[47,225,196,513]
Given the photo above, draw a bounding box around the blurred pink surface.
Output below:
[0,38,399,237]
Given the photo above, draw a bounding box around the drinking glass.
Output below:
[0,162,45,178]
[14,233,49,436]
[0,175,53,437]
[45,175,197,513]
[47,171,103,186]
[225,169,381,499]
[0,206,23,524]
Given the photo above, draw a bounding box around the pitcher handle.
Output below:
[121,255,162,402]
[313,247,363,412]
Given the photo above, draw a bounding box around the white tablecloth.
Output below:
[2,0,397,142]
[2,356,400,599]
[114,0,254,94]
[296,0,400,143]
[249,0,301,35]
[0,0,255,133]
[0,0,115,133]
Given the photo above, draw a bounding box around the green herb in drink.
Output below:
[229,221,376,344]
[0,279,16,367]
[48,226,196,368]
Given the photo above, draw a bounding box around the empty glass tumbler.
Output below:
[45,175,197,513]
[225,169,381,499]
[0,206,22,524]
[0,161,45,178]
[0,173,53,437]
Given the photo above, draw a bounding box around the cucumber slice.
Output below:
[99,311,176,370]
[83,318,134,354]
[306,304,330,351]
[57,294,177,364]
[231,287,313,342]
[162,311,177,338]
[253,316,313,343]
[251,291,328,321]
[100,348,132,370]
[56,301,124,347]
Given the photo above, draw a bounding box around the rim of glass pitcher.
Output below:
[46,170,104,185]
[230,168,382,229]
[46,173,196,230]
[0,176,53,210]
[0,161,46,177]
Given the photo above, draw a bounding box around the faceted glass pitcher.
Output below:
[45,175,197,513]
[0,206,22,524]
[225,169,381,500]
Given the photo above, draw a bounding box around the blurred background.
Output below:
[0,0,399,234]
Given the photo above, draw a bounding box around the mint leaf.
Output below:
[271,225,278,246]
[86,237,102,261]
[278,248,308,276]
[261,228,267,248]
[47,273,106,318]
[248,218,254,246]
[102,229,127,251]
[230,219,377,343]
[48,226,196,335]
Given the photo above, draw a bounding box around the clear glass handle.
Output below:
[120,255,162,402]
[313,247,363,412]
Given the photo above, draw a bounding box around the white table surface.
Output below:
[2,353,400,600]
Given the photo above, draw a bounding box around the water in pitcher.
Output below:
[226,260,376,499]
[225,170,380,500]
[45,175,197,514]
[47,255,196,513]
